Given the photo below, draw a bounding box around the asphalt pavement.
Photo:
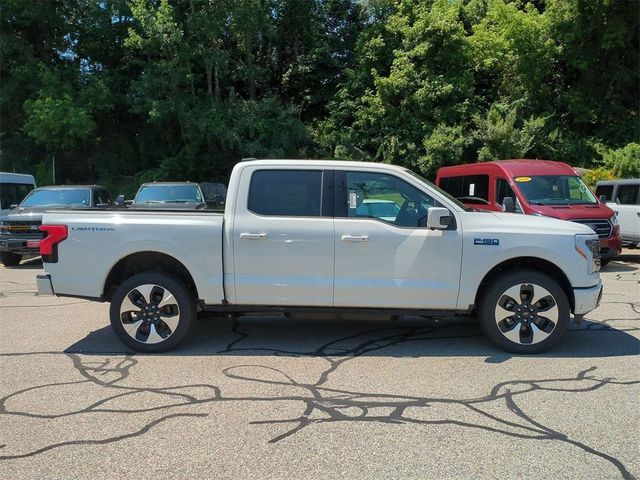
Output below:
[0,251,638,479]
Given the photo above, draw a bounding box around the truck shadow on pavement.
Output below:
[63,313,640,360]
[1,268,638,478]
[0,311,638,479]
[1,308,638,479]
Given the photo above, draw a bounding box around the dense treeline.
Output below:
[1,0,638,191]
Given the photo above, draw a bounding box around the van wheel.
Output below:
[478,270,569,353]
[0,252,22,267]
[109,272,195,353]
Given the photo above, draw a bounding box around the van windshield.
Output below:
[515,175,597,205]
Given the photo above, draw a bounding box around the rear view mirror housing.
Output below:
[426,207,454,230]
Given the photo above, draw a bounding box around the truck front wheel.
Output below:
[109,272,195,353]
[0,252,22,267]
[478,271,570,353]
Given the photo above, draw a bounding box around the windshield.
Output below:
[403,169,469,211]
[20,188,90,207]
[135,185,203,204]
[0,183,34,209]
[515,175,597,205]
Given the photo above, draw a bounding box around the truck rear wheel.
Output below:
[478,270,570,353]
[109,272,195,353]
[0,252,22,267]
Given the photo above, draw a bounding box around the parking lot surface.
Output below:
[1,252,638,479]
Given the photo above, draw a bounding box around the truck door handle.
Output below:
[240,232,268,240]
[341,234,369,242]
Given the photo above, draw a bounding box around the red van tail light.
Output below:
[39,225,68,262]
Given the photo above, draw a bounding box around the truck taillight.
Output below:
[39,225,68,262]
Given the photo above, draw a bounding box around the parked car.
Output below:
[595,179,640,248]
[0,172,36,217]
[0,185,111,266]
[130,182,207,209]
[37,159,602,354]
[436,160,622,264]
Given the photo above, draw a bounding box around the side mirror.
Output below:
[599,194,608,204]
[114,194,126,207]
[9,204,18,209]
[426,207,453,230]
[502,196,516,213]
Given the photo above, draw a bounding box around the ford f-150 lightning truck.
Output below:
[36,160,603,353]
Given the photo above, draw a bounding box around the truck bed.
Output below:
[41,209,225,303]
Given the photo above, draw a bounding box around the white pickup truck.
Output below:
[37,160,603,353]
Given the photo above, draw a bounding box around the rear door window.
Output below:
[248,170,323,216]
[616,184,639,205]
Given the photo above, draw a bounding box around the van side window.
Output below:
[0,183,33,209]
[248,170,322,216]
[595,185,613,201]
[496,179,515,205]
[616,184,639,205]
[461,175,489,203]
[440,176,463,198]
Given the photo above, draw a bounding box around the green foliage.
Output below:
[474,102,546,160]
[581,167,616,187]
[1,0,638,185]
[318,0,476,172]
[469,0,554,112]
[24,94,96,150]
[35,160,54,187]
[600,143,640,179]
[419,124,469,176]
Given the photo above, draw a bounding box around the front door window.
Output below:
[344,171,438,227]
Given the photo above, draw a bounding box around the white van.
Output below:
[0,172,37,217]
[596,179,640,247]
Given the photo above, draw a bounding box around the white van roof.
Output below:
[0,172,36,185]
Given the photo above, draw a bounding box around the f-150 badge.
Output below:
[474,238,499,246]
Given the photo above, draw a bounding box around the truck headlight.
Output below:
[610,213,619,226]
[575,234,600,274]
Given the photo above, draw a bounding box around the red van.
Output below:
[436,160,622,263]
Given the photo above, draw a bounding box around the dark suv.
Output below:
[0,185,111,266]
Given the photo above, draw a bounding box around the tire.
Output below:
[0,252,22,267]
[600,259,610,267]
[109,272,196,353]
[478,270,570,354]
